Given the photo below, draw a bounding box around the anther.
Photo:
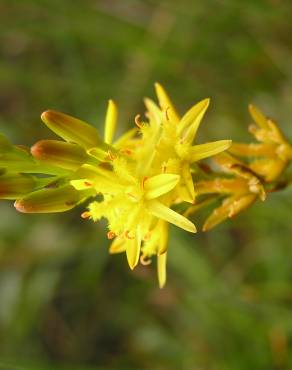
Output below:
[140,255,152,266]
[135,114,143,128]
[84,181,93,187]
[107,150,117,161]
[81,211,91,219]
[125,230,135,239]
[142,176,148,189]
[107,231,116,239]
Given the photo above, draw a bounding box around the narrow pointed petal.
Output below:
[157,252,167,289]
[0,173,36,199]
[177,98,210,139]
[113,128,137,148]
[248,104,270,129]
[104,100,118,144]
[181,162,195,202]
[148,200,196,233]
[144,98,162,126]
[157,221,169,255]
[126,230,141,270]
[41,110,103,150]
[203,194,256,231]
[144,174,180,200]
[188,140,232,162]
[14,185,88,213]
[109,237,127,254]
[31,140,94,171]
[154,83,180,123]
[229,143,276,158]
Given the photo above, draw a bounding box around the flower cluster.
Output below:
[0,84,291,287]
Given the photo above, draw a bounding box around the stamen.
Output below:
[84,181,93,187]
[81,211,91,219]
[140,255,152,266]
[142,176,148,189]
[120,148,132,156]
[107,150,117,161]
[143,232,151,241]
[135,114,143,128]
[165,106,170,121]
[107,231,116,239]
[125,230,135,239]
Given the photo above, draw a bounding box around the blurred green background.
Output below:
[1,0,292,369]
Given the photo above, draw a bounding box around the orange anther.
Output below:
[134,114,143,128]
[81,211,91,219]
[107,231,116,239]
[140,255,152,266]
[125,230,135,239]
[120,148,132,156]
[107,150,117,161]
[84,181,93,187]
[142,176,148,189]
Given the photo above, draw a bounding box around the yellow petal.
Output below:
[154,83,180,123]
[144,98,163,126]
[148,200,196,233]
[70,179,94,190]
[104,99,118,144]
[177,98,210,140]
[126,230,142,270]
[229,143,276,158]
[113,127,137,148]
[144,174,180,200]
[157,252,167,289]
[109,237,127,254]
[188,140,232,162]
[157,221,169,255]
[181,162,195,202]
[41,110,104,150]
[248,104,269,130]
[203,194,256,231]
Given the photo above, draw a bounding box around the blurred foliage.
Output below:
[0,0,292,369]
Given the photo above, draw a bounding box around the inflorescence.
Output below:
[0,83,291,287]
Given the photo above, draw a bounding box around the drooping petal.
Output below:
[14,185,90,213]
[144,174,180,200]
[41,110,104,150]
[147,200,196,233]
[157,252,167,289]
[188,140,232,162]
[154,83,180,123]
[157,221,169,255]
[104,99,118,144]
[177,98,210,141]
[31,140,95,171]
[126,229,142,270]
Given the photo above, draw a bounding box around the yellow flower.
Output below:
[8,84,232,287]
[229,105,292,182]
